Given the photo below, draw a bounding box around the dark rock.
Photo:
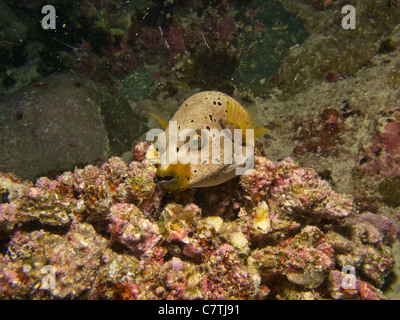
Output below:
[0,72,148,180]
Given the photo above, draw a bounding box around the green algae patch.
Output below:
[378,176,400,207]
[232,0,308,96]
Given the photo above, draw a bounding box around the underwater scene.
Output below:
[1,0,400,301]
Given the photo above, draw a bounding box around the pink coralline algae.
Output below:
[355,120,400,209]
[165,19,187,56]
[0,142,399,299]
[360,120,400,179]
[241,157,353,222]
[108,203,161,256]
[216,14,237,42]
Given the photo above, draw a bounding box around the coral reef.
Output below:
[356,119,400,209]
[277,0,400,96]
[1,0,311,101]
[232,0,308,96]
[255,25,400,215]
[0,142,398,300]
[1,0,400,301]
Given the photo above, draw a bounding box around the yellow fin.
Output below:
[145,144,160,164]
[151,113,168,129]
[226,97,268,138]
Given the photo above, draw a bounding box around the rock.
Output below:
[0,72,148,180]
[0,1,27,42]
[232,0,308,96]
[121,68,155,103]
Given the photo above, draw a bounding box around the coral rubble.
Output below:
[0,142,398,300]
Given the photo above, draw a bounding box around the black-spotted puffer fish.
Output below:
[146,91,267,192]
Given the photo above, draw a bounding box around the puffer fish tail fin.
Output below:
[151,113,168,129]
[226,97,268,138]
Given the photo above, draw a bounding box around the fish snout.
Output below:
[156,171,177,187]
[155,163,191,192]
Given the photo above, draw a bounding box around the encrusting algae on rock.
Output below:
[146,91,267,192]
[0,140,399,300]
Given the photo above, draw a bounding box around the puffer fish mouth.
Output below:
[155,163,191,192]
[156,172,177,186]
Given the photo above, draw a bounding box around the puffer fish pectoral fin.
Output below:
[151,113,168,129]
[226,97,268,138]
[146,144,161,164]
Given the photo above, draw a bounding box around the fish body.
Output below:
[147,91,267,192]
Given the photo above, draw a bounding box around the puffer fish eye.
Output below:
[190,134,203,150]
